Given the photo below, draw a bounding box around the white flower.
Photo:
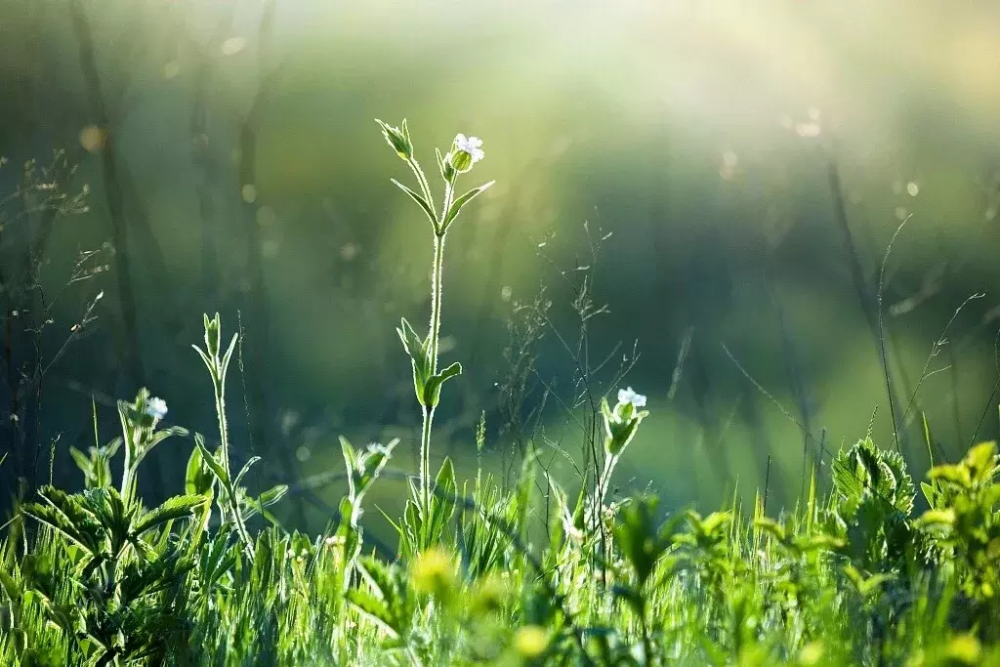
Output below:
[145,397,168,420]
[617,387,646,409]
[454,134,484,163]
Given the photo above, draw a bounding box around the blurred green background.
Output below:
[2,0,1000,532]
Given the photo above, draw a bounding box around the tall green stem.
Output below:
[417,173,456,514]
[213,367,254,558]
[420,406,435,512]
[421,231,447,513]
[597,453,617,507]
[428,232,446,373]
[213,383,231,478]
[121,448,135,504]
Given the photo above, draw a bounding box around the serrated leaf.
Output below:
[929,464,970,488]
[916,508,955,529]
[134,495,208,536]
[20,503,96,556]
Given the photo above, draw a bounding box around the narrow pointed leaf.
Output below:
[233,456,262,490]
[186,444,215,496]
[195,434,229,485]
[442,181,494,231]
[390,178,435,223]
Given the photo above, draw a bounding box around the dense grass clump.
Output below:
[2,123,1000,666]
[2,394,999,665]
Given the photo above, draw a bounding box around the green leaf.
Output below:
[928,463,970,489]
[203,312,221,357]
[186,443,215,496]
[422,361,462,408]
[515,451,537,537]
[194,433,229,486]
[400,119,412,148]
[965,441,997,483]
[133,495,209,536]
[916,508,956,529]
[233,456,262,490]
[257,484,288,508]
[427,457,457,544]
[69,446,91,474]
[192,345,216,380]
[390,178,436,223]
[397,318,431,405]
[698,511,732,539]
[611,585,644,616]
[435,147,455,183]
[754,517,786,543]
[347,588,397,638]
[20,503,96,555]
[375,118,412,161]
[546,474,568,548]
[921,411,935,466]
[340,436,359,499]
[354,440,398,497]
[614,495,665,587]
[219,333,238,385]
[441,181,495,232]
[921,481,938,507]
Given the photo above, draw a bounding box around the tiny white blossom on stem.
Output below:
[454,134,484,163]
[617,387,646,409]
[145,397,168,420]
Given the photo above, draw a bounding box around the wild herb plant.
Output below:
[376,119,493,550]
[14,391,208,665]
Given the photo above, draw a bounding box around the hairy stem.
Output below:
[420,406,435,513]
[213,382,231,478]
[597,452,619,507]
[213,370,254,557]
[416,169,457,515]
[409,159,437,221]
[419,230,447,513]
[428,232,447,374]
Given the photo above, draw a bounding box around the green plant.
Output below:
[192,313,287,558]
[376,119,494,523]
[830,434,916,574]
[17,395,208,665]
[919,441,1000,602]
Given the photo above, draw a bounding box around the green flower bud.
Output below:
[376,118,413,161]
[448,150,472,173]
[203,313,221,358]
